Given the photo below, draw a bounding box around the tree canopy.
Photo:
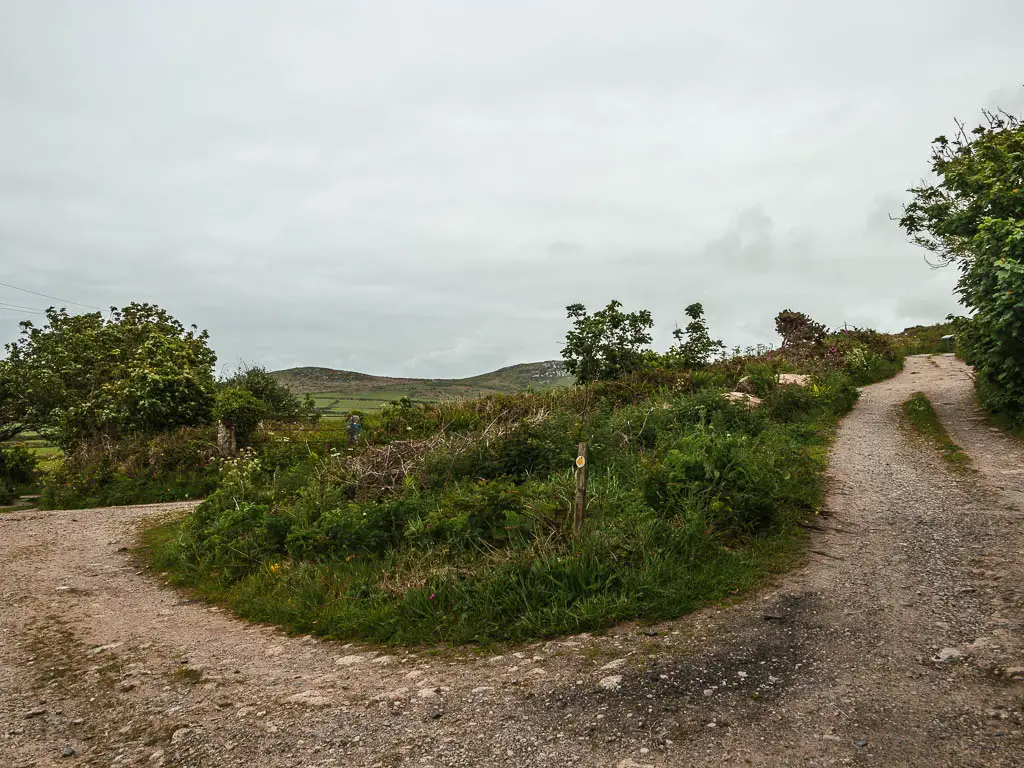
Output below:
[561,301,654,384]
[900,109,1024,423]
[667,303,725,369]
[1,303,217,448]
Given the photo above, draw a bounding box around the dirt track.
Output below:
[1,354,1022,767]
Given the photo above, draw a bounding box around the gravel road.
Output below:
[2,354,1021,767]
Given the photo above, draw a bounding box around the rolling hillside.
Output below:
[272,361,573,416]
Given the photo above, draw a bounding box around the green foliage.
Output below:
[775,310,827,349]
[0,370,26,442]
[666,303,725,370]
[0,443,39,504]
[826,327,901,385]
[222,364,303,421]
[561,300,654,384]
[902,393,971,468]
[890,322,957,356]
[644,423,821,535]
[145,335,861,645]
[900,110,1024,426]
[40,427,219,509]
[214,387,267,446]
[2,303,216,449]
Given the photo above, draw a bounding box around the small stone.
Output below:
[471,686,494,694]
[853,738,868,748]
[429,709,443,720]
[370,687,410,702]
[417,688,439,699]
[598,675,622,690]
[1004,666,1024,679]
[702,688,714,697]
[335,653,373,667]
[933,648,963,663]
[723,391,762,408]
[24,708,45,719]
[778,373,811,387]
[88,643,123,656]
[170,727,193,744]
[285,690,332,707]
[62,747,75,758]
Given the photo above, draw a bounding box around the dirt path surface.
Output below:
[2,354,1022,768]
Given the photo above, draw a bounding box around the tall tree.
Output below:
[2,303,217,448]
[899,109,1024,423]
[561,300,654,384]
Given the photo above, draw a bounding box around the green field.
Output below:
[275,361,574,417]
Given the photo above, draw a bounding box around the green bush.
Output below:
[40,427,219,509]
[900,111,1024,427]
[643,423,820,535]
[0,443,39,502]
[214,387,267,446]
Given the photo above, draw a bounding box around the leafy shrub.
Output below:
[41,427,219,509]
[644,424,817,535]
[665,303,725,369]
[742,362,780,397]
[0,443,39,500]
[561,300,654,384]
[775,309,827,349]
[221,364,303,421]
[214,387,266,446]
[899,111,1024,426]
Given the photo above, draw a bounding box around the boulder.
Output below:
[733,375,757,394]
[777,373,811,387]
[723,392,762,408]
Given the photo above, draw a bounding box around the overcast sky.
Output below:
[1,1,1022,378]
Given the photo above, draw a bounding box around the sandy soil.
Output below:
[1,354,1021,767]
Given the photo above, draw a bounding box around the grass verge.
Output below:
[902,392,972,469]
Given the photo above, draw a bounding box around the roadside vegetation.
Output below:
[902,393,972,469]
[142,306,948,645]
[0,288,956,642]
[0,305,318,509]
[900,108,1024,430]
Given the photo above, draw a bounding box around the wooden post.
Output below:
[573,442,588,538]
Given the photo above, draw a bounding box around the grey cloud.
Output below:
[0,0,1017,377]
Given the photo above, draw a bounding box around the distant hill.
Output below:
[272,361,573,417]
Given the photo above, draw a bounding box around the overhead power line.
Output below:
[0,300,48,313]
[0,279,103,311]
